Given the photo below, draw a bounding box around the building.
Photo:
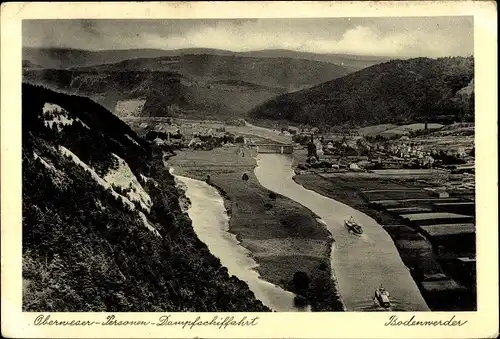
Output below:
[153,137,165,146]
[433,190,450,198]
[188,137,203,149]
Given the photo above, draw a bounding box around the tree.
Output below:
[292,271,311,291]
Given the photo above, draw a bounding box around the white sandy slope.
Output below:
[42,102,89,131]
[104,154,152,212]
[59,146,160,237]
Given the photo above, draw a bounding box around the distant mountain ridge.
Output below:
[23,47,389,71]
[249,56,474,127]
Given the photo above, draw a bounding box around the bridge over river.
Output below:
[249,143,295,154]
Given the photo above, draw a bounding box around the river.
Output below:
[172,171,310,312]
[254,154,430,311]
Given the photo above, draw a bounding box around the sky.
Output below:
[22,17,474,57]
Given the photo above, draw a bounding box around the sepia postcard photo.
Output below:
[1,1,498,338]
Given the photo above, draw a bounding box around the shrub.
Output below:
[318,263,328,272]
[294,295,309,308]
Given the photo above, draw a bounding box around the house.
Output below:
[349,163,360,170]
[153,137,165,146]
[433,189,450,198]
[421,155,435,167]
[357,160,371,168]
[188,137,203,149]
[314,140,323,150]
[457,147,467,157]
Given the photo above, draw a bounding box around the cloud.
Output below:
[306,25,465,57]
[23,18,473,57]
[131,23,469,57]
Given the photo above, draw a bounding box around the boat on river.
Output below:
[374,285,391,308]
[344,217,363,235]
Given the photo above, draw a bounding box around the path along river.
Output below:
[254,154,430,311]
[172,170,310,312]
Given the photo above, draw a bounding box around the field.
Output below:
[379,123,443,137]
[123,117,294,144]
[357,124,397,136]
[114,99,146,117]
[168,147,343,311]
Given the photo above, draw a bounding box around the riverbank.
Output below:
[293,172,474,311]
[168,147,344,311]
[172,172,306,311]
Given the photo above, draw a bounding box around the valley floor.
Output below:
[168,147,344,311]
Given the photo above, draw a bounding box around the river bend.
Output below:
[254,154,430,311]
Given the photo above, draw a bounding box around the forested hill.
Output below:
[22,83,269,312]
[248,57,474,127]
[22,52,354,120]
[70,54,352,90]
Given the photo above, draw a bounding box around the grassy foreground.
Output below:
[169,147,344,311]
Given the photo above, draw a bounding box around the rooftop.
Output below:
[419,224,475,236]
[372,198,460,205]
[421,279,466,292]
[401,212,473,221]
[433,202,475,207]
[386,207,433,213]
